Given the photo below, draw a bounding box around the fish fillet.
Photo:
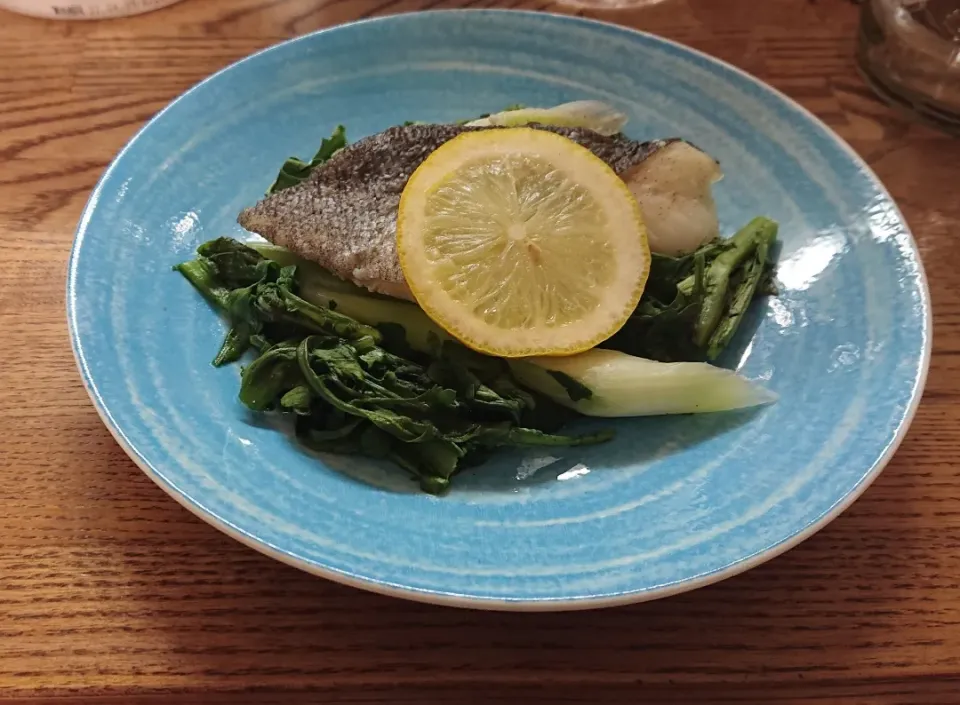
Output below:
[238,124,690,300]
[621,140,723,257]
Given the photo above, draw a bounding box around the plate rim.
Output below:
[66,8,933,611]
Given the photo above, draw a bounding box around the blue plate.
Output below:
[67,10,930,609]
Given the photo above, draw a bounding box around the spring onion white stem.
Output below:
[466,100,628,136]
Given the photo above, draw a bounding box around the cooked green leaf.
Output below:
[175,238,611,494]
[267,125,347,194]
[604,216,779,362]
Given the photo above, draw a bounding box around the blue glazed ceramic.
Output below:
[67,11,930,609]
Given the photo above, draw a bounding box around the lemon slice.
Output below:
[396,128,650,358]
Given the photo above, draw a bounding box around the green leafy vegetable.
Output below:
[175,238,610,494]
[266,125,347,194]
[174,238,380,368]
[252,239,776,419]
[604,216,779,363]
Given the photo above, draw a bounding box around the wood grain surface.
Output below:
[2,0,959,702]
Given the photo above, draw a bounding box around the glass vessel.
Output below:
[857,0,960,134]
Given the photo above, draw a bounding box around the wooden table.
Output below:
[2,0,959,702]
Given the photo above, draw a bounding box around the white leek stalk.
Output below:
[465,100,628,136]
[509,349,776,417]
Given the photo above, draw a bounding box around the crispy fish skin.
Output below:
[238,124,670,300]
